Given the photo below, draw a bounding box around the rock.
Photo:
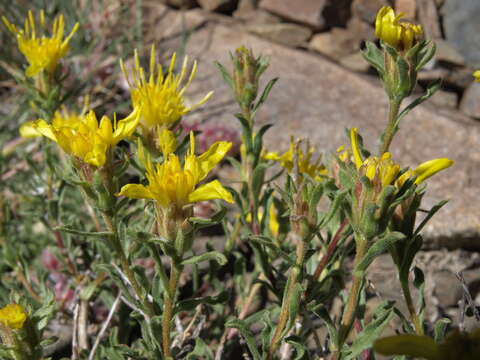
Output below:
[247,23,312,48]
[417,0,442,39]
[433,270,463,307]
[339,52,371,72]
[182,22,480,250]
[143,3,208,44]
[442,0,480,67]
[460,82,480,119]
[234,3,281,25]
[430,89,458,109]
[435,39,465,66]
[197,0,237,12]
[309,29,359,59]
[352,0,389,24]
[395,0,417,19]
[444,68,478,90]
[259,0,327,29]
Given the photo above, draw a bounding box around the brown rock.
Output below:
[395,0,417,19]
[417,0,442,39]
[352,0,389,24]
[309,28,359,59]
[247,23,312,47]
[339,52,371,72]
[183,23,480,249]
[197,0,237,12]
[435,39,465,66]
[430,89,458,109]
[460,82,480,119]
[259,0,327,29]
[234,5,281,24]
[433,270,463,307]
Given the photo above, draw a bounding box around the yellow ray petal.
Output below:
[350,128,363,169]
[188,180,233,203]
[117,184,154,200]
[413,158,453,184]
[195,141,232,181]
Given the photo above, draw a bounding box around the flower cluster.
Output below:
[2,10,79,77]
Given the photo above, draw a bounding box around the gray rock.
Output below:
[430,89,458,109]
[247,23,313,47]
[352,0,389,24]
[182,23,480,250]
[309,29,358,59]
[259,0,327,29]
[339,52,371,73]
[442,0,480,67]
[460,82,480,119]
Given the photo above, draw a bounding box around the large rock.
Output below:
[246,23,312,47]
[460,82,480,119]
[181,23,480,250]
[442,0,480,67]
[352,0,389,24]
[259,0,327,29]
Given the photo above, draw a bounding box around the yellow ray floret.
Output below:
[375,6,423,51]
[0,304,28,329]
[20,108,140,167]
[118,132,233,207]
[120,45,213,129]
[264,137,327,181]
[2,10,79,77]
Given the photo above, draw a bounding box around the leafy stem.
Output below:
[378,98,402,155]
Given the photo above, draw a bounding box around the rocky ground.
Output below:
[149,0,480,329]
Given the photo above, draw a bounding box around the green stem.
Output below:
[337,238,368,354]
[162,261,181,359]
[102,213,155,317]
[378,99,402,155]
[268,238,306,359]
[401,278,424,335]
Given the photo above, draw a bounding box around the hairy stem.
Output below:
[401,278,424,335]
[378,99,402,155]
[162,262,181,359]
[268,238,306,359]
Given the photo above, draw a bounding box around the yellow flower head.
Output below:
[349,128,453,187]
[350,128,400,187]
[264,137,327,181]
[157,128,177,156]
[473,70,480,82]
[375,6,423,51]
[2,10,79,77]
[20,108,140,167]
[0,304,27,330]
[118,132,233,208]
[121,45,213,130]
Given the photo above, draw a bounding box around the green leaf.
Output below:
[354,232,405,275]
[54,226,113,238]
[189,206,227,230]
[413,200,448,237]
[253,77,278,113]
[396,79,442,126]
[181,251,227,266]
[175,291,229,313]
[319,190,348,229]
[374,334,439,360]
[416,42,436,72]
[344,301,395,360]
[186,338,214,360]
[362,41,384,76]
[433,318,451,343]
[285,335,309,360]
[214,61,233,89]
[282,283,303,339]
[226,319,262,360]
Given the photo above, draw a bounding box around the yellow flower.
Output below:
[350,128,401,187]
[375,6,423,51]
[20,108,140,167]
[264,137,327,181]
[2,10,79,77]
[349,128,453,187]
[120,45,213,130]
[118,132,233,207]
[473,70,480,82]
[0,304,27,330]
